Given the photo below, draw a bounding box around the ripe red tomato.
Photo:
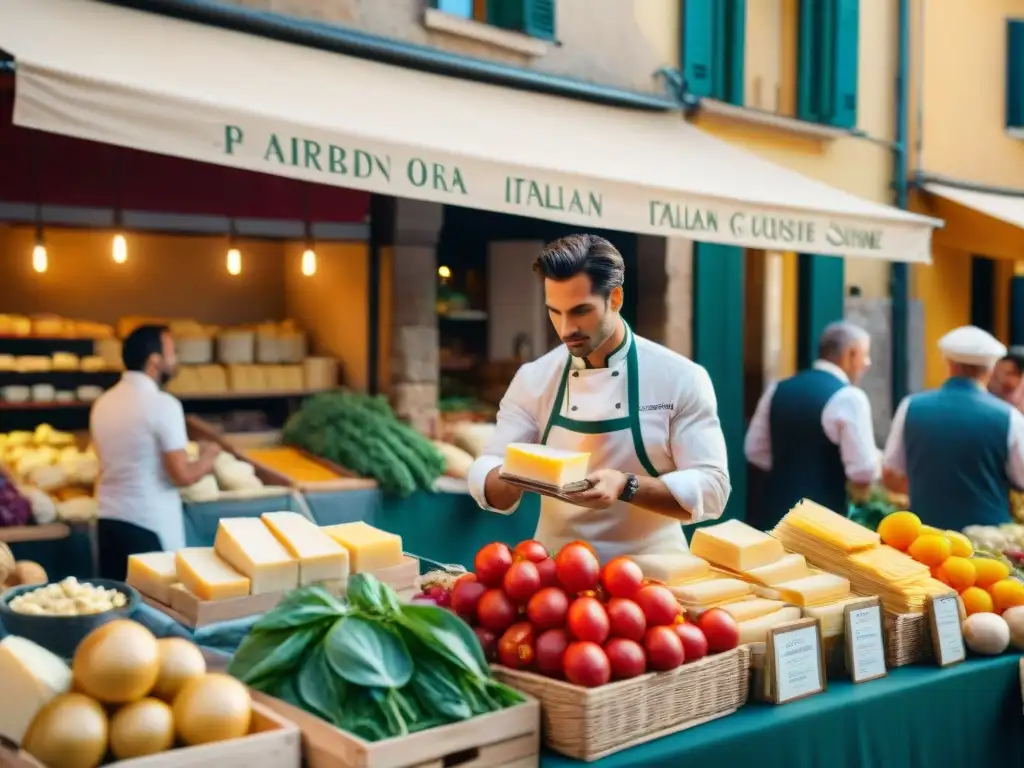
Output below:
[698,609,739,653]
[563,641,611,687]
[534,628,570,676]
[644,626,685,671]
[555,543,600,594]
[502,560,542,604]
[477,588,516,633]
[474,542,514,587]
[455,572,477,587]
[474,627,498,661]
[513,539,550,563]
[673,621,708,663]
[606,597,647,642]
[600,557,644,599]
[526,586,570,629]
[634,584,682,627]
[535,557,558,588]
[450,579,487,622]
[566,596,610,644]
[498,622,536,669]
[604,637,647,680]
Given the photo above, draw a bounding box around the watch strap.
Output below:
[619,473,639,502]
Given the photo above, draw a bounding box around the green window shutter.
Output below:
[682,0,745,104]
[797,253,845,369]
[719,0,746,105]
[488,0,556,40]
[830,0,859,129]
[796,0,821,121]
[798,0,859,127]
[1008,20,1024,129]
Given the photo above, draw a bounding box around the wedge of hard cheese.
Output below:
[669,577,753,605]
[175,548,251,601]
[262,512,350,585]
[737,606,803,645]
[744,553,809,585]
[689,519,785,571]
[629,553,710,585]
[775,573,851,607]
[323,521,404,572]
[502,443,590,488]
[127,551,178,604]
[214,517,299,595]
[0,636,73,743]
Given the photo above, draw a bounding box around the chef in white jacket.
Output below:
[467,234,731,561]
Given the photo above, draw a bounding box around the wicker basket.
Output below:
[492,645,750,762]
[885,610,933,667]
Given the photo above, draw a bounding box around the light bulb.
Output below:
[227,247,242,276]
[301,248,317,276]
[32,244,48,273]
[112,233,128,264]
[437,265,452,279]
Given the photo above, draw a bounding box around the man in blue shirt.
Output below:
[883,326,1024,530]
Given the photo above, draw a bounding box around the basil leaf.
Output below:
[346,573,402,618]
[410,662,472,722]
[272,676,305,709]
[251,586,347,634]
[228,624,325,686]
[324,616,413,689]
[398,604,489,679]
[297,642,348,724]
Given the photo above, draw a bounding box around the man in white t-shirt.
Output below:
[90,325,220,580]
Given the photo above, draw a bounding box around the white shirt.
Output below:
[883,392,1024,488]
[743,360,880,485]
[90,372,188,550]
[467,334,731,525]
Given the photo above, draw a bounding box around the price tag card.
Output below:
[843,596,887,683]
[928,594,966,668]
[766,618,826,705]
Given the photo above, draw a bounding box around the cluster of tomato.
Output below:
[450,539,740,688]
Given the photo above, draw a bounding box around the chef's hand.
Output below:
[567,469,628,510]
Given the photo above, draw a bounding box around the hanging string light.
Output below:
[301,185,316,276]
[112,232,128,264]
[111,153,127,263]
[301,247,317,277]
[226,220,241,276]
[32,223,47,274]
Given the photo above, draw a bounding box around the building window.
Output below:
[681,0,746,105]
[1008,20,1024,130]
[796,0,859,129]
[431,0,556,41]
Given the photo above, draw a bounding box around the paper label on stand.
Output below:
[846,604,887,682]
[929,595,966,666]
[772,624,823,703]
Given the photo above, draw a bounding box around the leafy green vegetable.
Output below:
[228,624,325,689]
[325,616,414,689]
[298,642,348,723]
[346,573,402,619]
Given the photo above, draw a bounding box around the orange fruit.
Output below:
[944,531,974,559]
[972,558,1011,589]
[960,586,994,615]
[907,534,952,567]
[930,565,944,580]
[935,556,976,592]
[920,526,944,537]
[989,578,1024,613]
[877,511,922,551]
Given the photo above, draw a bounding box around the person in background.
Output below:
[882,326,1024,530]
[90,325,220,580]
[744,321,878,531]
[987,352,1024,403]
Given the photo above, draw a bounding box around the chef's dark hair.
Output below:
[533,234,625,298]
[123,324,170,371]
[1000,353,1024,375]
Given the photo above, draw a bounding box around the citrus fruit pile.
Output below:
[878,511,1024,616]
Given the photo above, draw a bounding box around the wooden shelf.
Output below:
[0,523,71,543]
[0,389,332,411]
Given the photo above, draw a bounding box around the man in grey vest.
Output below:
[745,322,878,531]
[882,326,1024,530]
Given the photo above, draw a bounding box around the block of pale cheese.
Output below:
[669,577,753,605]
[502,443,590,488]
[719,597,786,623]
[214,517,300,595]
[629,553,710,585]
[175,548,251,601]
[262,512,350,585]
[803,596,873,638]
[744,553,810,586]
[775,573,851,607]
[0,635,73,743]
[322,521,403,572]
[689,519,785,572]
[737,606,803,645]
[127,551,179,604]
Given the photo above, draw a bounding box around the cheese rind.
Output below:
[175,548,251,601]
[776,573,851,607]
[262,512,349,585]
[126,551,178,604]
[214,517,300,595]
[737,607,803,645]
[322,521,403,572]
[744,553,809,585]
[502,443,590,488]
[0,636,73,742]
[628,553,710,585]
[689,520,785,571]
[669,578,753,605]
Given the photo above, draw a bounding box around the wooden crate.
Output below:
[493,646,750,762]
[0,700,301,767]
[251,691,540,768]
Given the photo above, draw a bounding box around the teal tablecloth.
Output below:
[183,494,304,546]
[303,489,383,527]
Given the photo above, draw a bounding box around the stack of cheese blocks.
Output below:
[682,519,852,643]
[502,443,590,488]
[127,515,404,605]
[772,499,954,615]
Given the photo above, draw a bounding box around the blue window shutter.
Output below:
[796,0,822,121]
[682,0,717,98]
[1008,20,1024,129]
[489,0,556,40]
[720,0,746,105]
[830,0,859,129]
[797,254,845,369]
[433,0,474,18]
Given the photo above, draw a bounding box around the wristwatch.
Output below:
[619,473,640,502]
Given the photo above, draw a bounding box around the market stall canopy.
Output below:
[0,0,940,262]
[920,181,1024,261]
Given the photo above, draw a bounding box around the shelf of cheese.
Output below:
[771,499,955,614]
[242,445,378,492]
[128,516,415,628]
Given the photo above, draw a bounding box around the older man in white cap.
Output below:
[882,325,1024,529]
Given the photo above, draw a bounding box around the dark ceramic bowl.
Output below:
[0,579,140,660]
